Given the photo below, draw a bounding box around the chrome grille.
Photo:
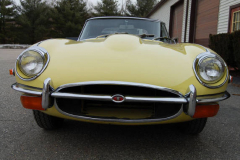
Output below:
[55,83,183,120]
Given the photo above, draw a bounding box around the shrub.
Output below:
[209,30,240,70]
[232,31,240,70]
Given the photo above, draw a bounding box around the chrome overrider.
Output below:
[11,78,230,123]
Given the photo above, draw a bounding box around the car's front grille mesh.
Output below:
[55,84,182,119]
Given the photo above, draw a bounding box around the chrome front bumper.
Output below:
[11,78,230,122]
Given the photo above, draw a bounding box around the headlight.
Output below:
[16,46,50,81]
[198,57,225,83]
[193,50,228,88]
[19,50,44,76]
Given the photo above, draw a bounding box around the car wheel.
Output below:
[179,118,207,135]
[33,110,64,130]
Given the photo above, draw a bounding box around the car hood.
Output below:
[16,34,228,95]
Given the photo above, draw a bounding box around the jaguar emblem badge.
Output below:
[112,94,125,103]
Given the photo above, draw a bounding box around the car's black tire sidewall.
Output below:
[33,110,64,130]
[179,118,208,135]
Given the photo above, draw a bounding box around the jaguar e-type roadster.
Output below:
[11,17,231,134]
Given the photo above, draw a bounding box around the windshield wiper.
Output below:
[153,37,176,44]
[138,34,155,38]
[153,37,171,41]
[96,32,128,38]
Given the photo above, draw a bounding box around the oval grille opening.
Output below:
[55,84,183,120]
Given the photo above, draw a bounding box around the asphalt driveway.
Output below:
[0,49,240,160]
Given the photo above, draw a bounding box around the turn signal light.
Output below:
[20,95,44,111]
[230,76,233,83]
[9,69,14,75]
[193,104,219,118]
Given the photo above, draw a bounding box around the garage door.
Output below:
[194,0,220,47]
[170,1,184,42]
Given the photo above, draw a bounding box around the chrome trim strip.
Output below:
[55,81,185,98]
[188,85,196,117]
[54,98,183,123]
[15,83,42,91]
[52,89,229,104]
[197,91,230,103]
[87,16,160,22]
[15,46,50,81]
[35,41,43,46]
[35,39,53,46]
[52,93,112,101]
[11,83,42,96]
[42,78,51,109]
[51,92,188,103]
[193,50,229,89]
[77,20,87,41]
[125,97,187,103]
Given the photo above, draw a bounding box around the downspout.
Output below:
[186,0,192,42]
[184,0,189,42]
[182,0,189,42]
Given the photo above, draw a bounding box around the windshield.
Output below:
[79,18,161,40]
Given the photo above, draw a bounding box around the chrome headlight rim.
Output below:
[197,55,225,83]
[193,51,228,89]
[15,46,50,81]
[18,49,45,77]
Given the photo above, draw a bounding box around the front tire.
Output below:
[179,118,207,134]
[33,110,64,130]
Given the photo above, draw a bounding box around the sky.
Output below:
[14,0,137,7]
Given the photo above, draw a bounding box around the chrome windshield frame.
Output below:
[78,17,162,41]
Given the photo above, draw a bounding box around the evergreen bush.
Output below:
[209,30,240,70]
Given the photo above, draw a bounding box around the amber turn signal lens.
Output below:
[9,69,13,75]
[20,95,44,111]
[230,76,233,83]
[193,104,219,118]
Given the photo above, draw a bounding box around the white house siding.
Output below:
[218,0,240,33]
[149,0,179,31]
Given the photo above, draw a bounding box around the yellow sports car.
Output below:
[11,17,231,134]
